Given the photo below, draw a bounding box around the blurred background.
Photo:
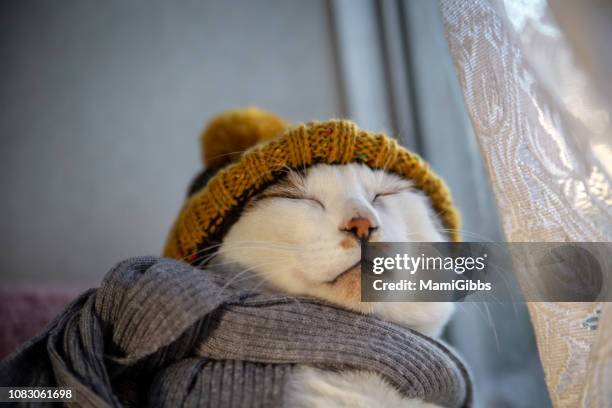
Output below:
[1,1,551,406]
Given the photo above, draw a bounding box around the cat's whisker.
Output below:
[176,235,305,264]
[464,301,502,350]
[176,242,226,264]
[217,242,300,251]
[482,302,501,351]
[243,276,269,296]
[212,258,290,298]
[193,240,300,255]
[193,243,299,264]
[188,241,302,266]
[453,301,468,316]
[207,253,315,273]
[430,226,503,246]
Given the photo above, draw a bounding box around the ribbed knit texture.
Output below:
[1,257,471,407]
[164,109,461,262]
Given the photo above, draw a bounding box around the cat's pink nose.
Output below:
[342,217,377,240]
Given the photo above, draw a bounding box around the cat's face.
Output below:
[218,163,453,335]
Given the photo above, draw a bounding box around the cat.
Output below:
[214,162,454,408]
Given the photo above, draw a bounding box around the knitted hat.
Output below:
[164,107,461,263]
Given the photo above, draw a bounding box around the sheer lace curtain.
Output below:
[439,0,612,406]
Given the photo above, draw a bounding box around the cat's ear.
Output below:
[201,107,288,168]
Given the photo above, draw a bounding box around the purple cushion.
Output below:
[0,286,78,359]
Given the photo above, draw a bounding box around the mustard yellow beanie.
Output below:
[164,107,461,263]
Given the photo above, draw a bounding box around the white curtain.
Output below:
[439,0,612,406]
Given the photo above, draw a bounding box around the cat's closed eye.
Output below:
[264,193,325,210]
[372,185,414,203]
[372,191,400,203]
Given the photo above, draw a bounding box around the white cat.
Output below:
[216,163,454,408]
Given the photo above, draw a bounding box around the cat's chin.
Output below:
[325,262,361,284]
[312,267,364,309]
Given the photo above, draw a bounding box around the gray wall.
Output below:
[0,0,344,286]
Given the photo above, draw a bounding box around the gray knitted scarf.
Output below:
[1,257,471,407]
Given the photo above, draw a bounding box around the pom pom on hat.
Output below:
[201,107,288,168]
